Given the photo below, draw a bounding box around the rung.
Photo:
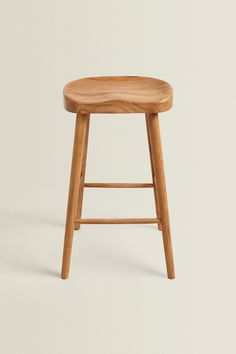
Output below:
[84,183,153,188]
[75,218,160,224]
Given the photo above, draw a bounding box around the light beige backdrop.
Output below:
[0,1,234,353]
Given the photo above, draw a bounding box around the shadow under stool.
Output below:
[61,76,175,280]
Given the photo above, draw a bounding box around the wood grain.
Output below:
[148,113,175,279]
[64,76,173,114]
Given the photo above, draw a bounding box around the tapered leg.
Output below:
[147,113,175,279]
[145,114,162,231]
[74,115,90,230]
[61,113,89,279]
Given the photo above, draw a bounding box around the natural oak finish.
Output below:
[75,218,159,224]
[61,76,175,280]
[148,113,175,279]
[146,114,162,231]
[64,76,173,114]
[61,113,89,279]
[74,115,90,230]
[84,183,153,188]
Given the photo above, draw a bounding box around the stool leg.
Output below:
[74,115,90,230]
[145,114,162,231]
[147,113,175,279]
[61,113,89,279]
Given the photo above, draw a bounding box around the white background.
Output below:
[0,1,234,353]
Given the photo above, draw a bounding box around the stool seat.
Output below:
[64,76,173,114]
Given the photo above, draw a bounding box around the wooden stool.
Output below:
[61,76,175,279]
